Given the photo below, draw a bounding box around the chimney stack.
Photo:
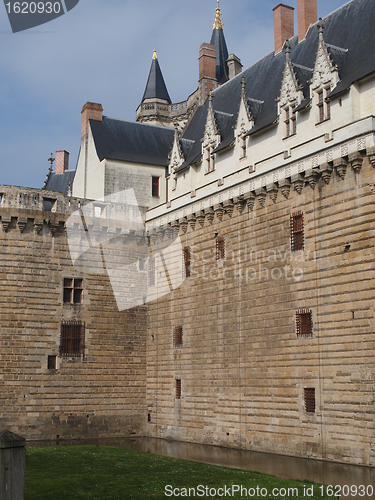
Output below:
[81,102,103,138]
[273,4,295,55]
[198,43,217,105]
[55,150,69,174]
[297,0,317,41]
[227,54,243,79]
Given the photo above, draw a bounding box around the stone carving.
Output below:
[333,157,347,179]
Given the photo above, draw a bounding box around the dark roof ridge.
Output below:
[101,115,173,132]
[292,62,313,72]
[321,0,357,20]
[213,110,233,118]
[325,43,348,53]
[248,97,264,104]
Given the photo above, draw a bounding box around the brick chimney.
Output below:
[198,43,217,105]
[297,0,317,42]
[273,4,295,55]
[55,150,69,174]
[81,102,103,137]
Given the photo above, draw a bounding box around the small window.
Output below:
[48,355,56,370]
[284,105,296,137]
[183,246,191,278]
[241,136,247,159]
[175,379,181,399]
[148,256,155,287]
[139,259,146,271]
[63,278,83,304]
[152,177,159,197]
[173,326,183,346]
[290,212,304,251]
[317,88,331,123]
[205,147,215,173]
[296,309,313,337]
[59,321,85,358]
[216,236,225,261]
[43,198,57,212]
[304,388,315,413]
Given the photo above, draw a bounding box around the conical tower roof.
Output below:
[210,1,229,84]
[142,50,171,103]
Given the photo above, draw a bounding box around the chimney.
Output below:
[273,4,294,55]
[198,43,217,105]
[227,54,243,79]
[297,0,317,41]
[55,150,69,174]
[81,102,103,138]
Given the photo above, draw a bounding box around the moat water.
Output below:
[28,437,374,499]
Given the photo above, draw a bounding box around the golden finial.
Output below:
[153,41,157,60]
[213,0,224,30]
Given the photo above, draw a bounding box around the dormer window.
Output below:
[317,87,331,123]
[284,105,296,138]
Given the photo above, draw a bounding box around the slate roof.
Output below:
[90,117,174,167]
[210,27,229,84]
[43,170,75,196]
[142,56,172,104]
[177,0,375,172]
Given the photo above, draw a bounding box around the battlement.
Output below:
[0,185,87,213]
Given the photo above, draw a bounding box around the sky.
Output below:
[0,0,347,189]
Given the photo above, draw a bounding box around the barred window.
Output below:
[148,256,155,287]
[183,246,191,279]
[175,379,181,399]
[59,321,85,358]
[304,388,316,413]
[173,326,183,346]
[296,309,313,337]
[290,212,304,251]
[216,236,225,261]
[63,278,83,304]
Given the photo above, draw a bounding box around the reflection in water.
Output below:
[28,437,374,499]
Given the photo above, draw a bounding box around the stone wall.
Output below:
[0,186,147,441]
[146,152,375,466]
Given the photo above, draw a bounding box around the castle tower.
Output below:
[142,49,172,104]
[136,49,172,126]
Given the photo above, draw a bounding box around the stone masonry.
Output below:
[145,151,375,466]
[0,186,147,440]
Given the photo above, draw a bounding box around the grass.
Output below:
[25,445,332,500]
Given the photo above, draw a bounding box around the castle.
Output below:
[1,0,375,466]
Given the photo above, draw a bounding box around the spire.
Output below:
[142,49,171,104]
[210,1,229,84]
[213,0,224,30]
